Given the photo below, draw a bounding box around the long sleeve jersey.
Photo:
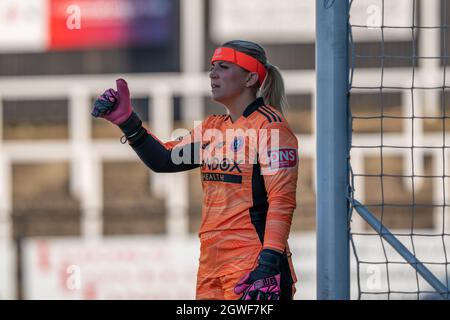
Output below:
[120,97,299,277]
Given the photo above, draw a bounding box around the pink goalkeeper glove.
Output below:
[91,78,132,125]
[234,249,282,300]
[235,272,281,300]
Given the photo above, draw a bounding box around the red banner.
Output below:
[49,0,173,50]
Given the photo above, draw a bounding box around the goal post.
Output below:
[315,0,351,300]
[316,0,450,300]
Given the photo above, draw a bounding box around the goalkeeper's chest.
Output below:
[199,135,255,186]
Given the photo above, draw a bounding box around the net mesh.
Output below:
[349,0,450,299]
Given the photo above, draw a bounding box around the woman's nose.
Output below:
[209,69,217,79]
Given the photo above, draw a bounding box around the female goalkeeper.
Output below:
[92,40,299,300]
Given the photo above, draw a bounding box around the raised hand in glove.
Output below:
[91,78,132,125]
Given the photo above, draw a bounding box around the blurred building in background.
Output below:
[0,0,444,300]
[0,0,316,300]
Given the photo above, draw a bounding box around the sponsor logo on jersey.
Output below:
[268,148,297,170]
[201,157,242,173]
[201,173,242,184]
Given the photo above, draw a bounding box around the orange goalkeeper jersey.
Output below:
[127,97,299,279]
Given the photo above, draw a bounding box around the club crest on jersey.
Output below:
[268,148,297,170]
[230,136,244,153]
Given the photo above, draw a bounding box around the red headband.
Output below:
[211,47,267,85]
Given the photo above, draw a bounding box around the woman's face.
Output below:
[209,61,249,104]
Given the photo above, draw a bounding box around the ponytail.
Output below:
[221,40,289,116]
[259,63,289,116]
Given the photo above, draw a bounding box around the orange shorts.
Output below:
[196,268,252,300]
[195,260,297,300]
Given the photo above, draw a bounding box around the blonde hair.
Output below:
[222,40,289,115]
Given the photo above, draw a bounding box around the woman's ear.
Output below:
[245,72,259,87]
